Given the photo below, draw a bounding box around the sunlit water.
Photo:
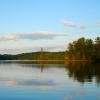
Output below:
[0,61,100,100]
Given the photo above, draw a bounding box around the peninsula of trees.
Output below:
[66,37,100,62]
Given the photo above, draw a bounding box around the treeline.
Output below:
[0,37,99,62]
[0,54,16,60]
[66,37,100,62]
[0,52,65,60]
[16,52,65,60]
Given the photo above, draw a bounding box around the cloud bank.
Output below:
[0,32,66,41]
[62,20,85,29]
[0,44,66,54]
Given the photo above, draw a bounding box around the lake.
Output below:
[0,61,100,100]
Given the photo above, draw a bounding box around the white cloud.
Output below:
[0,32,66,41]
[0,31,68,54]
[62,20,85,29]
[0,35,17,41]
[17,32,66,40]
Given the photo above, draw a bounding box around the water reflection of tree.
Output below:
[39,63,44,73]
[64,62,100,84]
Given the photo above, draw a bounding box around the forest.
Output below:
[0,37,100,62]
[66,37,100,62]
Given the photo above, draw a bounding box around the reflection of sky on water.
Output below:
[0,63,75,89]
[0,62,100,100]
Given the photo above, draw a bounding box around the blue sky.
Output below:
[0,0,100,54]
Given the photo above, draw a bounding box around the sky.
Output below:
[0,0,100,54]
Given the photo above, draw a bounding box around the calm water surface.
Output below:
[0,61,100,100]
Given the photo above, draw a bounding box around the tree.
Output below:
[67,37,100,62]
[94,37,100,61]
[85,39,93,60]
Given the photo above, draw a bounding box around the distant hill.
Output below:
[0,52,65,60]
